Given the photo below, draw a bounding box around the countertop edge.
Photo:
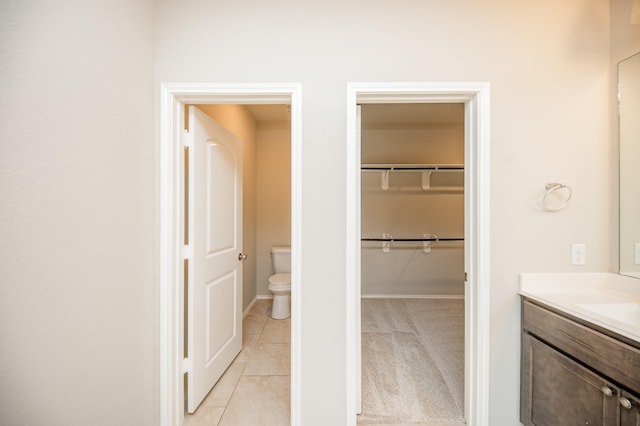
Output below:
[518,274,640,344]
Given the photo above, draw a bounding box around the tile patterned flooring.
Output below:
[184,298,463,426]
[184,299,290,426]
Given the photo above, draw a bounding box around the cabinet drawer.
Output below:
[523,300,640,394]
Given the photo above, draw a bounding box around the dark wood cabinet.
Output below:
[521,332,619,425]
[521,299,640,426]
[621,391,640,426]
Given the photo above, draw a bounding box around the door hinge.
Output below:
[182,129,191,148]
[183,357,192,374]
[465,272,468,282]
[183,245,192,260]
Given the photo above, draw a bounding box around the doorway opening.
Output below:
[159,84,302,426]
[358,102,465,423]
[346,83,491,426]
[183,104,292,423]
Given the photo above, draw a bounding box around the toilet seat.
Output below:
[268,273,291,292]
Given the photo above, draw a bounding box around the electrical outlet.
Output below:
[635,243,640,265]
[572,243,586,265]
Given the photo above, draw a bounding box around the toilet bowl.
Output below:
[268,246,291,320]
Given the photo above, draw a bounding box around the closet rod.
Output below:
[361,166,463,171]
[361,237,464,242]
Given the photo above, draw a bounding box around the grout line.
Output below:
[220,299,291,423]
[215,406,229,426]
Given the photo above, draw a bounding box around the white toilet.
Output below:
[268,246,291,320]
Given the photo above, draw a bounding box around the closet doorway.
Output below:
[359,103,465,424]
[346,83,490,426]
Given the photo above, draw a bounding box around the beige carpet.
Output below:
[358,298,465,425]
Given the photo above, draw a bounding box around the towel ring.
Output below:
[543,183,572,211]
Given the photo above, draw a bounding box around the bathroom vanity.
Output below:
[518,51,640,426]
[520,273,640,426]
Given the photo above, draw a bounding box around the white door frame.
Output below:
[346,82,491,426]
[159,83,302,426]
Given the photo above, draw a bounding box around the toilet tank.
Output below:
[271,246,291,274]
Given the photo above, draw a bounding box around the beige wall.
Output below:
[0,0,627,424]
[196,105,259,310]
[256,122,292,297]
[0,1,156,424]
[155,1,612,424]
[361,116,464,296]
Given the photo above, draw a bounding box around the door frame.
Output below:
[345,82,491,425]
[159,83,302,426]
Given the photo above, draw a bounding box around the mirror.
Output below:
[619,52,640,278]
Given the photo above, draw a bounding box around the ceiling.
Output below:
[245,104,291,123]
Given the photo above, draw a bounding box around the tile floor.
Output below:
[184,299,290,426]
[184,298,463,426]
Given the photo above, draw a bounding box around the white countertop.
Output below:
[520,273,640,343]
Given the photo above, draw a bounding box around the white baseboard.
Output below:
[256,294,274,300]
[243,295,275,317]
[243,297,257,318]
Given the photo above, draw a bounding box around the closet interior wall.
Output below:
[361,104,465,297]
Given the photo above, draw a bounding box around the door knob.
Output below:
[238,253,248,261]
[619,397,633,410]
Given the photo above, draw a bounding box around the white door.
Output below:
[187,106,243,413]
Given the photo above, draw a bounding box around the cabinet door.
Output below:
[521,333,619,426]
[621,391,640,426]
